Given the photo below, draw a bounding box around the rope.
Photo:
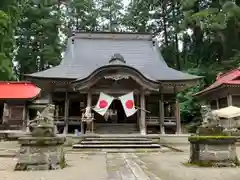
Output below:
[134,106,151,113]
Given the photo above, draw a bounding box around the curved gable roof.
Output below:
[195,68,240,97]
[25,32,201,82]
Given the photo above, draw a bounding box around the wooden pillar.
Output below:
[26,107,30,132]
[2,103,9,124]
[227,94,232,106]
[63,92,69,134]
[216,99,219,109]
[22,104,28,131]
[87,91,92,108]
[159,93,165,134]
[80,100,84,134]
[86,91,92,133]
[175,98,181,134]
[135,94,140,128]
[140,90,146,135]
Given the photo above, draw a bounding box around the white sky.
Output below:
[123,0,130,6]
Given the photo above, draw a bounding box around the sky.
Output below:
[123,0,130,6]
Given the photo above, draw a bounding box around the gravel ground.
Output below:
[0,141,240,180]
[138,146,240,180]
[0,153,107,180]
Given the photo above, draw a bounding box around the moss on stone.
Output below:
[183,159,240,167]
[35,139,47,146]
[188,135,237,144]
[14,163,27,171]
[189,135,231,140]
[59,155,67,169]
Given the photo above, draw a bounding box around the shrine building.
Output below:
[0,82,40,130]
[195,68,240,109]
[23,32,201,134]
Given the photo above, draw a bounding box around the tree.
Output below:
[0,0,239,127]
[68,0,99,32]
[97,0,124,31]
[123,0,153,32]
[14,0,63,78]
[0,0,23,80]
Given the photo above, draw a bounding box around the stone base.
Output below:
[188,136,239,167]
[31,125,55,137]
[15,136,66,171]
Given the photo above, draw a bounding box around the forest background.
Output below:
[0,0,240,131]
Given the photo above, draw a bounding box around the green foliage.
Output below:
[123,0,153,32]
[97,0,124,31]
[176,0,240,125]
[0,0,23,80]
[178,83,203,124]
[69,0,99,32]
[0,0,239,127]
[14,0,63,77]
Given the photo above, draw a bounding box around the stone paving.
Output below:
[0,141,240,180]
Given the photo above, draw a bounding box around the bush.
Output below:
[186,121,201,133]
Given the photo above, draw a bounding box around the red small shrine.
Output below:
[195,68,240,109]
[0,81,41,130]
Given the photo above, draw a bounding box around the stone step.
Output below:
[69,148,162,153]
[95,124,138,134]
[84,137,150,141]
[81,140,153,144]
[95,130,138,134]
[95,123,137,127]
[72,144,161,149]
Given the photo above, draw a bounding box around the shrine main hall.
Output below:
[24,32,201,134]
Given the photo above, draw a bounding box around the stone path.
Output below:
[0,141,240,180]
[107,153,161,180]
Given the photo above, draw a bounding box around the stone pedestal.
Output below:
[189,136,239,167]
[15,136,66,171]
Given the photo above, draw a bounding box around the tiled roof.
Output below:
[0,81,40,99]
[25,32,201,82]
[195,68,240,96]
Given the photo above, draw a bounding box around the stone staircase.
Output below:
[94,123,138,134]
[72,135,161,149]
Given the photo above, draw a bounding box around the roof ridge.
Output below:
[0,81,31,84]
[73,31,152,35]
[217,68,239,80]
[73,32,152,41]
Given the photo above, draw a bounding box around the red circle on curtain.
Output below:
[99,100,108,108]
[125,100,134,109]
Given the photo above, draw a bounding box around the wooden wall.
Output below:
[3,102,25,130]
